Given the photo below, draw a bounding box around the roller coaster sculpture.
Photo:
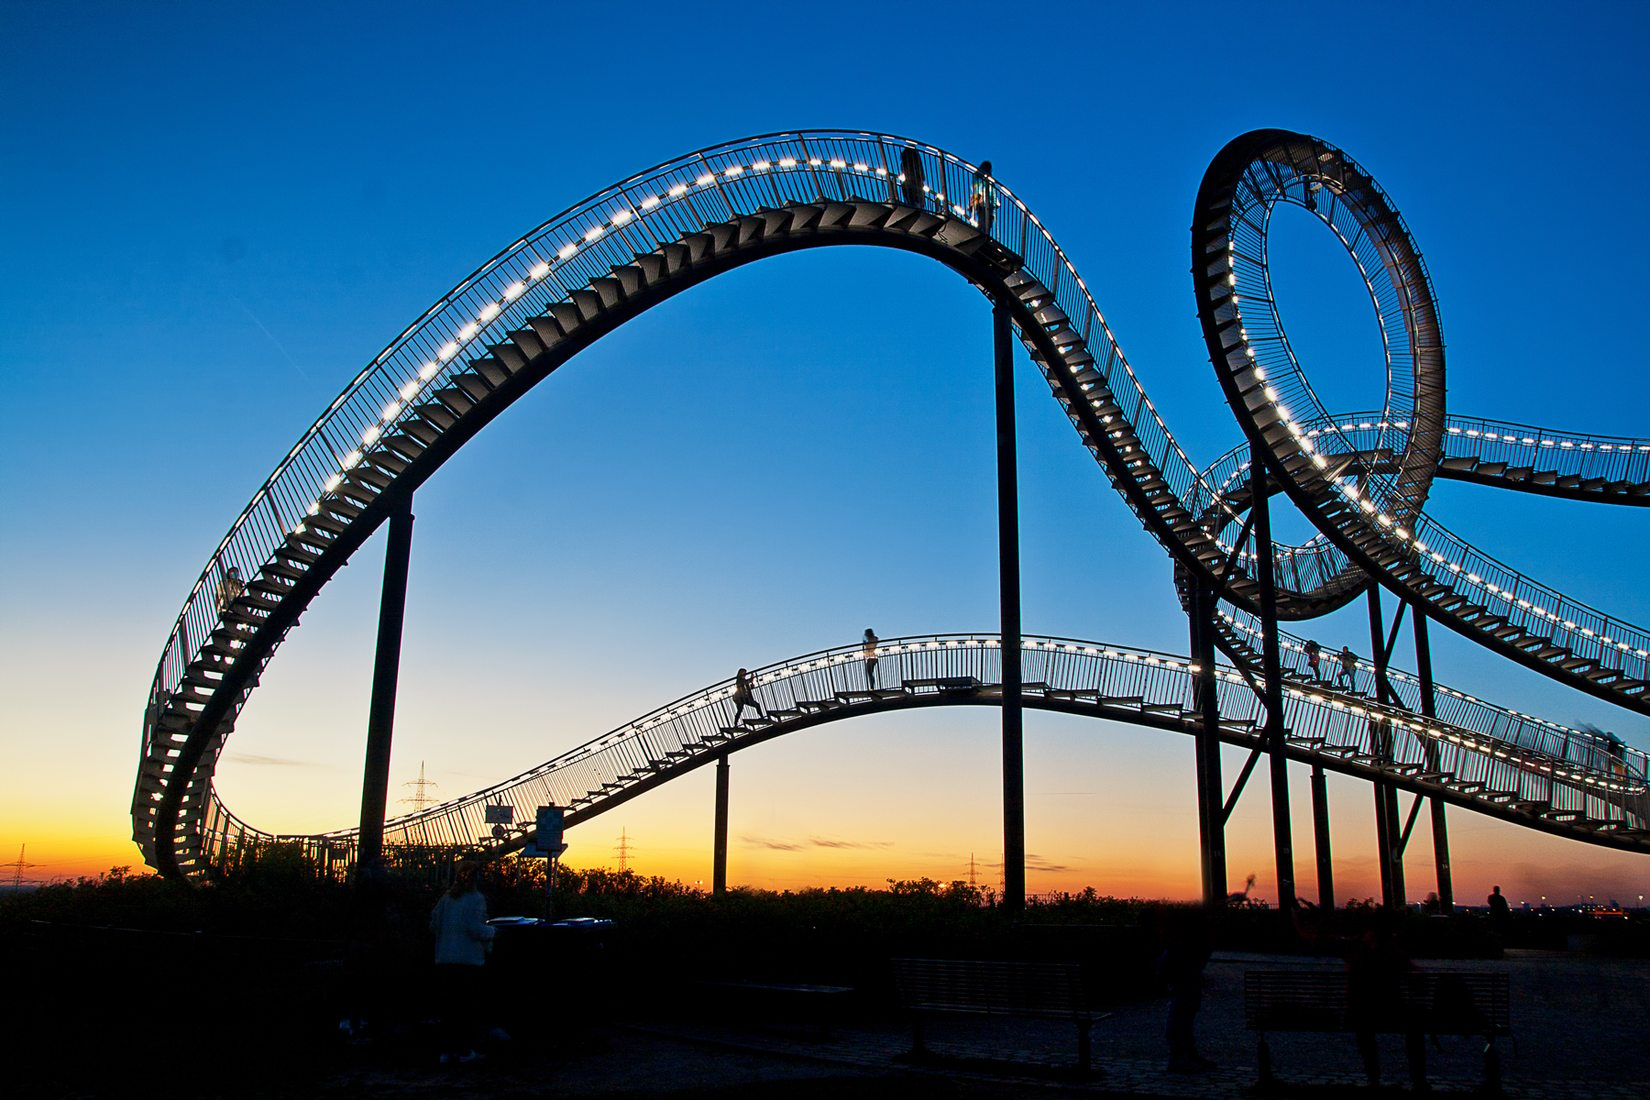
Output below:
[133,130,1650,905]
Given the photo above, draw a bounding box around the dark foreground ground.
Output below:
[8,945,1649,1099]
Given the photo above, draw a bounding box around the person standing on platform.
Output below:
[863,628,880,690]
[429,861,495,1065]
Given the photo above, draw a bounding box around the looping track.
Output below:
[133,130,1650,878]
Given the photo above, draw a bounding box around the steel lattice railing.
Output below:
[138,129,1650,877]
[190,633,1647,873]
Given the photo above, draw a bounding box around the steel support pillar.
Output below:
[1367,586,1405,909]
[1311,764,1335,909]
[994,301,1025,913]
[1249,446,1296,911]
[713,753,730,896]
[1413,608,1454,913]
[357,496,414,874]
[1188,584,1227,907]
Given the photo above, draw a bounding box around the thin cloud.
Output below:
[742,835,804,851]
[222,752,317,768]
[808,837,893,850]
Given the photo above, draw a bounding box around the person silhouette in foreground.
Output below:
[863,628,880,690]
[1298,902,1426,1091]
[732,668,764,724]
[429,861,495,1065]
[1157,905,1216,1074]
[1487,884,1512,931]
[1335,645,1358,691]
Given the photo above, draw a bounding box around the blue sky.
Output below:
[2,1,1646,900]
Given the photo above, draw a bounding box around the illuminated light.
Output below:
[829,159,846,169]
[875,166,888,176]
[419,361,440,381]
[307,501,322,515]
[399,381,419,400]
[558,243,578,260]
[779,158,797,168]
[478,302,501,322]
[808,158,822,167]
[342,450,362,470]
[723,166,743,178]
[1253,366,1266,380]
[458,323,480,341]
[752,160,771,171]
[853,162,868,172]
[640,195,661,209]
[438,342,460,361]
[503,281,526,300]
[323,475,342,493]
[381,401,402,420]
[1264,386,1278,401]
[584,226,604,243]
[668,184,688,197]
[529,261,551,279]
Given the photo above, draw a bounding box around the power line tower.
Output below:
[3,845,44,889]
[400,761,439,810]
[615,827,633,872]
[968,852,978,888]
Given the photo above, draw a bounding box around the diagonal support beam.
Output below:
[1397,790,1427,857]
[1222,740,1267,825]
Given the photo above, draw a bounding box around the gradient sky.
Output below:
[2,2,1647,906]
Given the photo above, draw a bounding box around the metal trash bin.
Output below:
[487,917,615,1022]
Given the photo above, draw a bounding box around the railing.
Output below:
[1215,607,1649,785]
[1207,137,1649,683]
[193,633,1646,872]
[143,129,1650,875]
[1443,415,1650,485]
[141,132,1245,760]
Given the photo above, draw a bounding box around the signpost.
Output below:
[526,805,567,919]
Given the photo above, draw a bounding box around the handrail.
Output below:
[137,129,1650,877]
[192,632,1647,873]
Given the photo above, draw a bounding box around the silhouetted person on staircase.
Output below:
[732,668,764,724]
[863,628,880,690]
[899,147,925,208]
[1304,639,1322,682]
[217,565,244,615]
[970,160,997,236]
[1335,645,1358,691]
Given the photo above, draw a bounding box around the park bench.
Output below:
[1244,967,1510,1093]
[892,957,1101,1073]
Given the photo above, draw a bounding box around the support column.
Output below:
[357,496,415,874]
[994,301,1025,914]
[1188,584,1227,907]
[1413,608,1453,913]
[1249,447,1296,912]
[1311,764,1335,909]
[1367,586,1405,909]
[713,753,730,896]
